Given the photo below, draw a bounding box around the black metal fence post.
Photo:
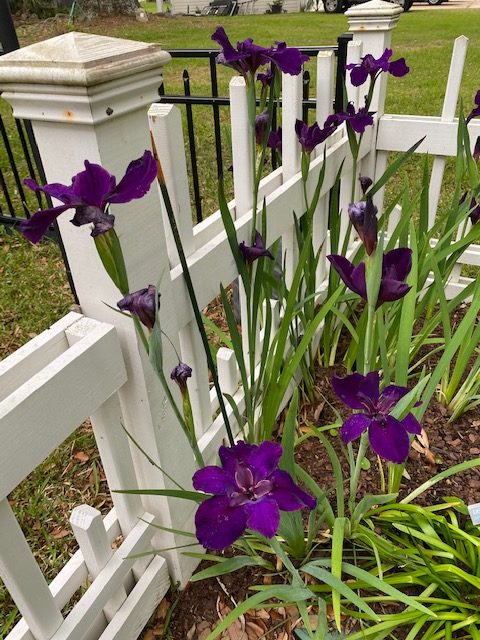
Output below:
[0,1,20,54]
[334,32,353,113]
[0,3,79,303]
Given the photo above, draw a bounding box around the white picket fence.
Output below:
[1,2,480,638]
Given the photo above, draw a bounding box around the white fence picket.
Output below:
[315,50,335,285]
[7,510,122,640]
[149,103,212,436]
[281,72,303,286]
[0,499,64,640]
[64,319,142,534]
[47,514,162,640]
[428,35,469,227]
[70,506,128,623]
[345,41,362,108]
[0,312,80,401]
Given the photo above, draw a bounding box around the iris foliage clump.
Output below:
[20,30,480,639]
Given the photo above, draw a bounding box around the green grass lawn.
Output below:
[0,9,479,633]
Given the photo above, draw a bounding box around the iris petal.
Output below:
[378,278,411,305]
[19,204,71,244]
[245,497,280,538]
[195,496,247,549]
[340,413,371,444]
[327,255,367,299]
[248,441,282,479]
[377,384,409,414]
[269,469,317,510]
[383,248,412,281]
[368,416,410,463]
[332,372,371,410]
[219,441,255,475]
[107,151,157,204]
[401,412,422,435]
[192,466,234,495]
[72,161,116,208]
[350,66,369,87]
[358,371,380,405]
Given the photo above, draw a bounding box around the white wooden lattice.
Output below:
[0,315,169,640]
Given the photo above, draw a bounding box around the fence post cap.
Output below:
[346,0,403,28]
[0,31,170,87]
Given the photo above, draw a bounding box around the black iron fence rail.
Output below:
[0,0,78,301]
[1,14,351,235]
[158,34,352,222]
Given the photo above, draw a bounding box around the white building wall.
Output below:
[170,0,301,14]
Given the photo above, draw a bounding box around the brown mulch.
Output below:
[142,361,480,639]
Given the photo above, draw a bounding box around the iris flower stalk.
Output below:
[343,49,408,202]
[350,231,385,511]
[117,288,205,468]
[150,134,235,448]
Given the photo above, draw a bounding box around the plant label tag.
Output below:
[468,503,480,525]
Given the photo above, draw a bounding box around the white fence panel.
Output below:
[0,317,169,640]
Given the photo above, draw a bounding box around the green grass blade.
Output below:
[302,563,381,623]
[190,555,273,582]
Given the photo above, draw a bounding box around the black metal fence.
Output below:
[159,33,352,223]
[0,9,351,230]
[0,0,78,300]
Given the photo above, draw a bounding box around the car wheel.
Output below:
[323,0,344,13]
[427,0,443,5]
[388,0,412,10]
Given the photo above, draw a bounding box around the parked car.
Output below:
[323,0,412,13]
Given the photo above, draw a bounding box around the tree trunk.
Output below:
[78,0,140,15]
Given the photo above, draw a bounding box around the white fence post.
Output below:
[0,33,197,583]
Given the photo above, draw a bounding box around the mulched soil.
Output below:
[142,359,480,639]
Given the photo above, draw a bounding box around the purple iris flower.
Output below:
[469,198,480,224]
[211,27,308,79]
[193,440,316,549]
[257,66,274,87]
[466,90,480,125]
[334,102,375,135]
[21,151,157,244]
[459,192,480,225]
[255,112,269,146]
[346,49,409,88]
[239,231,274,264]
[359,175,373,195]
[117,285,158,330]
[327,248,412,308]
[267,127,282,153]
[295,118,338,154]
[332,371,421,464]
[473,137,480,161]
[170,362,192,392]
[348,197,378,256]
